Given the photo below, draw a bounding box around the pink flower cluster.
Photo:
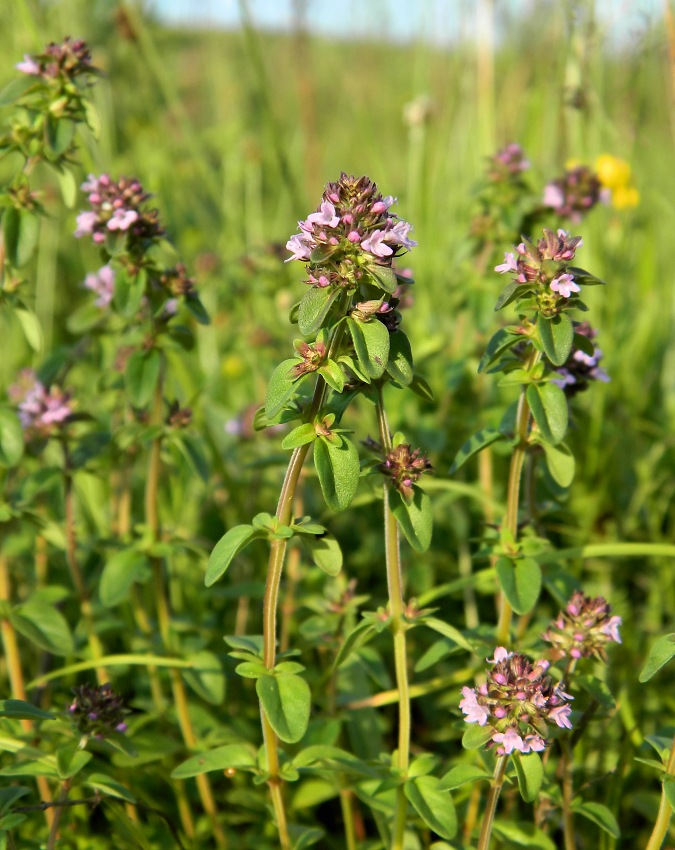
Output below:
[543,591,621,661]
[16,37,95,81]
[8,369,74,440]
[460,647,573,755]
[75,174,164,249]
[84,264,115,308]
[380,442,433,502]
[552,322,610,395]
[495,227,583,303]
[543,165,609,223]
[286,174,416,279]
[487,143,530,182]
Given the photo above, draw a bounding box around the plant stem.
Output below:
[144,376,226,848]
[46,778,72,850]
[339,786,358,850]
[645,733,675,850]
[260,322,345,849]
[0,552,55,826]
[561,739,577,850]
[477,756,509,850]
[375,384,410,850]
[496,349,541,646]
[62,442,108,683]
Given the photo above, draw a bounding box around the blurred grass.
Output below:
[0,0,672,643]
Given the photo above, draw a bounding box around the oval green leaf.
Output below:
[172,744,257,778]
[404,775,457,839]
[513,752,544,802]
[298,286,339,336]
[539,313,574,367]
[313,435,360,512]
[639,633,675,682]
[256,673,311,744]
[100,549,150,608]
[527,382,568,446]
[390,486,433,553]
[495,556,542,615]
[125,349,161,408]
[205,524,265,587]
[265,358,301,419]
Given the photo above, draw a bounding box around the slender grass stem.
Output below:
[375,384,410,850]
[0,552,54,826]
[62,442,108,683]
[561,739,577,850]
[477,755,508,850]
[144,375,226,848]
[46,778,72,850]
[645,733,675,850]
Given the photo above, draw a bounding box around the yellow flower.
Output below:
[222,354,245,378]
[610,184,640,210]
[595,154,632,190]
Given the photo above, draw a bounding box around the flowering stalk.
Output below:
[476,755,509,850]
[375,385,411,850]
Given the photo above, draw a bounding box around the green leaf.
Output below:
[182,650,225,704]
[317,359,345,392]
[572,801,620,838]
[281,423,317,450]
[541,440,575,487]
[15,307,43,352]
[664,778,675,814]
[0,409,24,467]
[99,549,150,608]
[3,208,40,268]
[172,744,257,779]
[386,331,414,385]
[297,286,339,336]
[527,382,568,446]
[390,486,433,553]
[56,745,92,780]
[367,264,398,294]
[305,534,342,576]
[450,428,504,474]
[492,820,556,850]
[184,294,210,325]
[10,602,74,656]
[566,266,606,286]
[0,75,36,106]
[313,435,360,512]
[125,349,161,408]
[83,99,102,139]
[495,280,525,311]
[347,317,390,379]
[45,115,75,156]
[0,700,54,722]
[205,525,266,587]
[462,724,493,750]
[333,621,377,668]
[495,557,542,615]
[422,617,474,652]
[513,752,544,802]
[257,673,311,743]
[639,633,675,682]
[438,763,492,790]
[84,773,136,804]
[56,168,77,208]
[235,660,267,678]
[478,327,521,373]
[404,775,457,839]
[409,373,435,402]
[266,358,301,419]
[539,313,574,366]
[291,826,325,850]
[0,787,30,815]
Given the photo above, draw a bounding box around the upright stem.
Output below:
[144,375,226,848]
[375,385,411,850]
[561,739,577,850]
[477,756,509,850]
[496,350,541,646]
[260,323,345,849]
[0,552,54,826]
[645,733,675,850]
[62,443,108,683]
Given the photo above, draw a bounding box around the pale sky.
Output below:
[148,0,663,47]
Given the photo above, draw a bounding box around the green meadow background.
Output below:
[2,0,675,846]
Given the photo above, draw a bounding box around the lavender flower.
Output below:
[543,165,610,223]
[460,647,573,755]
[84,264,115,308]
[15,38,96,82]
[551,322,610,395]
[543,591,622,661]
[495,227,585,316]
[487,143,530,182]
[380,442,432,502]
[285,174,416,291]
[75,174,164,250]
[68,683,129,740]
[8,369,74,440]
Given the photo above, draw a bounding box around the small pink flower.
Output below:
[601,616,622,644]
[495,252,518,274]
[459,687,490,726]
[16,55,41,75]
[550,273,580,298]
[361,229,393,258]
[543,183,565,210]
[107,208,139,232]
[487,647,512,664]
[84,265,115,308]
[74,210,98,237]
[492,726,525,754]
[306,201,340,228]
[549,704,573,729]
[286,233,313,262]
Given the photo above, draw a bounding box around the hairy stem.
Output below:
[375,384,411,850]
[477,756,509,850]
[645,733,675,850]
